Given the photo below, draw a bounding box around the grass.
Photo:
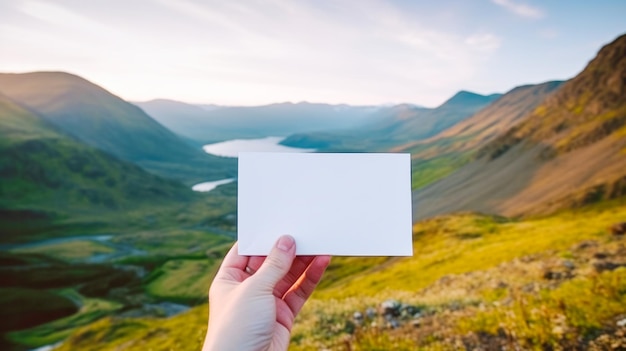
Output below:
[287,201,626,349]
[316,202,625,299]
[12,240,115,262]
[55,305,210,351]
[49,200,626,351]
[114,229,232,258]
[410,152,472,190]
[459,268,626,349]
[6,289,123,348]
[144,258,222,304]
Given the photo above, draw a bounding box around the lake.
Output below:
[202,136,315,158]
[191,136,315,193]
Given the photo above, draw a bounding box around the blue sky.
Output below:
[0,0,624,106]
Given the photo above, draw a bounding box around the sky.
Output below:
[1,0,625,107]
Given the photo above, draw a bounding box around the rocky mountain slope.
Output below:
[413,33,626,220]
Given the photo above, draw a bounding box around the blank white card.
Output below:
[237,152,413,256]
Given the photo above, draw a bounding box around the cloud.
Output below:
[491,0,544,19]
[0,0,504,106]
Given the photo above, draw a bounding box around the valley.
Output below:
[0,32,625,351]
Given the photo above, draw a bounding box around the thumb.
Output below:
[251,235,296,292]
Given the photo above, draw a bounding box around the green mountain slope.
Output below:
[393,81,563,189]
[135,99,383,144]
[0,93,195,241]
[282,91,501,152]
[0,72,235,184]
[413,33,626,220]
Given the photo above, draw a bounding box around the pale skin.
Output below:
[203,235,331,351]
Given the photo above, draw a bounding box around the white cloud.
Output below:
[491,0,544,19]
[465,33,502,52]
[0,0,504,106]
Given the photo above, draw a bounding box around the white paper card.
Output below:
[237,152,413,256]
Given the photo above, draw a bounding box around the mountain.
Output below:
[281,91,501,152]
[391,81,563,189]
[0,92,194,240]
[396,81,564,157]
[413,33,626,220]
[135,99,382,144]
[0,73,235,184]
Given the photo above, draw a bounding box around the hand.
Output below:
[202,235,331,351]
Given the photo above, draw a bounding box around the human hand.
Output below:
[202,235,331,351]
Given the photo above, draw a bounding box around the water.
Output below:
[202,136,315,158]
[191,178,235,192]
[30,342,62,351]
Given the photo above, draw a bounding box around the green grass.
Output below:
[459,268,626,349]
[6,289,122,348]
[50,200,626,351]
[410,152,472,189]
[316,202,626,299]
[12,241,115,262]
[144,258,221,304]
[55,305,209,351]
[115,229,232,258]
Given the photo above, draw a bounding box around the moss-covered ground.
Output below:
[38,199,626,351]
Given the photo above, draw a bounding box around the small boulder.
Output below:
[381,299,401,317]
[610,222,626,236]
[593,261,625,272]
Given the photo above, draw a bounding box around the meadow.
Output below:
[26,198,625,351]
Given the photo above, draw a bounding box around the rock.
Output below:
[381,299,401,317]
[610,222,626,236]
[574,240,598,250]
[543,270,563,280]
[562,260,576,270]
[593,261,626,272]
[400,304,421,319]
[387,318,400,329]
[493,281,508,289]
[594,252,609,259]
[352,311,363,325]
[617,318,626,327]
[366,307,377,319]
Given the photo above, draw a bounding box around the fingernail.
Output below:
[276,235,295,252]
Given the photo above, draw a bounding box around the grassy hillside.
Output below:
[0,93,205,241]
[413,33,626,219]
[388,82,562,190]
[0,72,235,184]
[50,200,626,350]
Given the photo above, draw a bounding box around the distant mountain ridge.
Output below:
[396,81,564,158]
[135,99,383,144]
[413,33,626,220]
[0,72,235,184]
[282,91,501,151]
